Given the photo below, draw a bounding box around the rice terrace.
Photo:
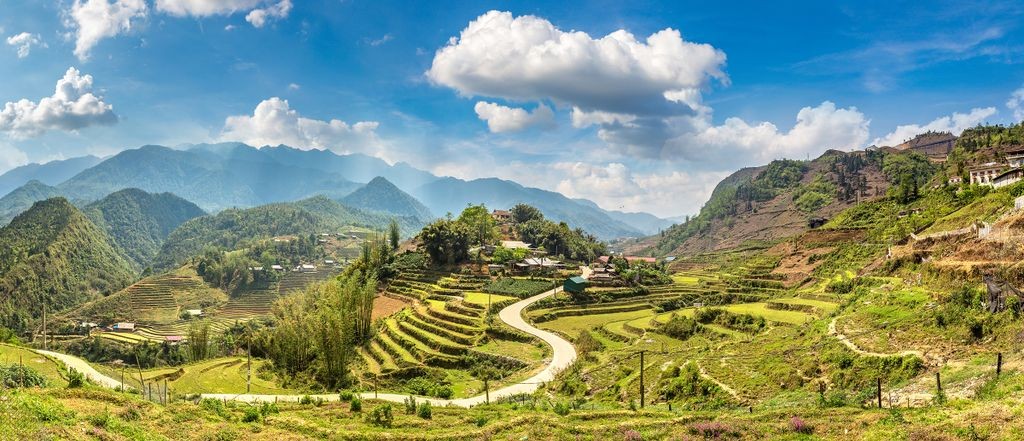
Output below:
[3,1,1024,440]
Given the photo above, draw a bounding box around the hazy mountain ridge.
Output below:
[0,155,102,197]
[340,176,434,223]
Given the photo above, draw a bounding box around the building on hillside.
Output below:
[492,209,512,223]
[112,322,135,332]
[1007,149,1024,168]
[597,255,657,265]
[271,264,284,271]
[563,276,587,294]
[185,309,202,317]
[969,162,1007,185]
[248,266,264,272]
[297,264,317,272]
[324,259,335,265]
[994,168,1024,188]
[523,257,563,270]
[948,175,963,185]
[165,335,185,345]
[501,240,532,249]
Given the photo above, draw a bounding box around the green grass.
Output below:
[773,297,839,313]
[96,357,294,395]
[463,291,515,305]
[538,308,656,339]
[482,278,556,298]
[721,303,813,325]
[0,344,68,387]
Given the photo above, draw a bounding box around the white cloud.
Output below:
[220,97,384,156]
[871,107,997,147]
[156,0,291,28]
[65,0,147,61]
[6,33,46,58]
[0,67,118,138]
[427,10,727,118]
[287,83,300,90]
[245,0,291,28]
[473,102,555,133]
[367,33,393,47]
[0,142,29,174]
[1009,86,1024,122]
[224,24,237,31]
[570,107,637,128]
[665,101,870,167]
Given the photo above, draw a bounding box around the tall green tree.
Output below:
[419,218,471,265]
[510,203,544,224]
[457,204,498,246]
[388,219,400,250]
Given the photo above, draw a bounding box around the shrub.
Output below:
[0,363,47,388]
[339,390,353,401]
[349,396,362,412]
[416,401,432,419]
[242,406,261,423]
[789,416,813,434]
[119,404,142,421]
[690,421,734,438]
[473,414,488,427]
[366,404,393,428]
[67,368,85,388]
[404,396,417,414]
[623,429,643,441]
[553,401,571,416]
[298,395,313,405]
[661,315,702,340]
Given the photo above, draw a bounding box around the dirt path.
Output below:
[35,349,129,390]
[696,363,740,400]
[828,318,925,359]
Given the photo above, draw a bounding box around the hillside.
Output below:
[640,150,896,256]
[573,198,673,235]
[0,180,63,225]
[0,155,101,197]
[83,189,206,271]
[412,177,644,240]
[341,176,434,222]
[0,198,134,332]
[152,196,402,271]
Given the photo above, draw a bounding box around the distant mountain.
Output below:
[0,180,64,225]
[153,196,405,271]
[411,177,643,240]
[341,177,434,222]
[84,189,206,271]
[0,198,134,331]
[571,198,674,235]
[0,155,101,197]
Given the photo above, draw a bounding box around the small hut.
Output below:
[563,276,587,295]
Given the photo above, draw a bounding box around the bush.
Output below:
[67,368,85,388]
[339,390,353,401]
[366,404,393,428]
[299,395,313,405]
[553,401,571,416]
[661,315,702,340]
[0,363,47,388]
[242,406,261,423]
[789,416,813,434]
[404,396,417,414]
[473,414,488,427]
[349,396,362,412]
[416,401,432,419]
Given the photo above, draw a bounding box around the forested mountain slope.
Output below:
[83,189,206,271]
[340,176,434,222]
[0,198,134,331]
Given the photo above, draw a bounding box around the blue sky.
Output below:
[1,0,1022,217]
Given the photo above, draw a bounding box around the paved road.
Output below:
[203,282,580,407]
[35,349,130,390]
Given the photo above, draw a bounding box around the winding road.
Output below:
[36,277,582,408]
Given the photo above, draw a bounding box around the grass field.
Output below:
[0,344,67,387]
[721,303,814,325]
[463,291,516,305]
[538,308,656,339]
[94,357,295,395]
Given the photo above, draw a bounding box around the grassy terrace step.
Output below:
[383,319,454,362]
[535,303,653,321]
[405,313,478,345]
[445,301,485,318]
[424,304,480,327]
[375,332,419,365]
[357,347,382,374]
[368,340,400,371]
[398,320,468,356]
[413,306,481,335]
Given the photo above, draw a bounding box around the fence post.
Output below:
[936,372,942,396]
[876,378,882,408]
[997,353,1003,377]
[639,350,645,409]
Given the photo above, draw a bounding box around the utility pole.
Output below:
[997,353,1003,377]
[120,366,125,391]
[639,350,646,409]
[42,303,47,351]
[246,333,252,394]
[876,378,882,408]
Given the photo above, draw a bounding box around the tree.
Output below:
[388,219,400,250]
[419,218,471,265]
[186,320,211,362]
[511,203,544,224]
[491,246,529,265]
[457,204,498,246]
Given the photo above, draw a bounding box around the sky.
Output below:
[0,0,1023,218]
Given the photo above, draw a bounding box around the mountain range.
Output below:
[0,143,667,239]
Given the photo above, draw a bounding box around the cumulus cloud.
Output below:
[220,97,383,155]
[428,10,726,125]
[245,0,291,28]
[1009,87,1024,122]
[474,102,555,133]
[665,101,870,167]
[156,0,291,27]
[871,107,997,147]
[65,0,147,61]
[6,33,46,58]
[0,67,118,138]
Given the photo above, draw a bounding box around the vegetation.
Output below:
[483,278,556,298]
[419,217,471,265]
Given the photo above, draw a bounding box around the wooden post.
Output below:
[484,377,490,404]
[136,357,144,394]
[20,355,24,388]
[42,303,47,351]
[639,350,645,409]
[120,366,125,391]
[876,378,882,408]
[936,372,942,396]
[246,336,252,394]
[373,374,378,399]
[164,379,168,405]
[997,353,1003,377]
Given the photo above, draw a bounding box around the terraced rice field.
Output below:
[721,303,814,325]
[97,357,295,395]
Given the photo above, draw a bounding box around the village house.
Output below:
[1007,149,1024,168]
[597,255,657,265]
[271,264,285,271]
[185,309,202,317]
[492,209,512,223]
[112,322,135,332]
[994,168,1024,188]
[297,264,317,272]
[501,240,532,250]
[165,335,185,345]
[969,162,1006,185]
[948,175,963,185]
